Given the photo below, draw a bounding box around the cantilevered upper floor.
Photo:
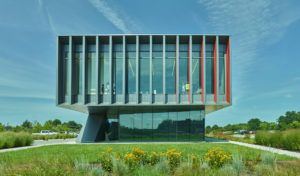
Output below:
[56,34,231,114]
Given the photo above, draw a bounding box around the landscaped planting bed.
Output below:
[0,143,299,175]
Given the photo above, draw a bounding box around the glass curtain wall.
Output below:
[153,112,169,140]
[139,37,150,94]
[63,44,69,96]
[206,44,214,94]
[165,37,176,94]
[99,38,110,95]
[112,38,123,95]
[179,37,189,95]
[177,111,190,141]
[219,44,226,95]
[119,110,204,141]
[73,44,83,95]
[126,37,136,94]
[192,39,202,95]
[152,36,163,95]
[87,45,97,95]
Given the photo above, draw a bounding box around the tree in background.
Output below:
[21,120,33,130]
[0,123,5,132]
[52,119,62,127]
[32,121,43,133]
[247,118,261,131]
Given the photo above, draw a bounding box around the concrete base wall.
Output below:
[76,114,106,143]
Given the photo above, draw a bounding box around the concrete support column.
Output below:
[76,114,107,143]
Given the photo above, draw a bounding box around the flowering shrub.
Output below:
[203,147,232,168]
[123,148,147,171]
[148,152,160,165]
[191,154,200,169]
[165,149,182,171]
[97,148,114,172]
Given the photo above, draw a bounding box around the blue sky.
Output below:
[0,0,300,126]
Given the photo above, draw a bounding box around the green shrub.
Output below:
[255,130,300,150]
[32,134,77,141]
[0,132,33,149]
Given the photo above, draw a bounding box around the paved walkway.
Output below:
[0,138,299,159]
[229,141,300,159]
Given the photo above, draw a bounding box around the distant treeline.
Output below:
[0,119,82,133]
[206,111,300,134]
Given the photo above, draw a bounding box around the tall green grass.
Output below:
[0,132,33,149]
[255,130,300,150]
[32,133,77,140]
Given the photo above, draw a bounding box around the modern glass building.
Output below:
[56,34,231,143]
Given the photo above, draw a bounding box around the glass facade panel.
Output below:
[87,45,97,95]
[100,44,110,95]
[169,112,177,141]
[190,111,202,141]
[165,44,176,94]
[219,44,226,95]
[106,118,119,141]
[113,44,123,95]
[153,112,169,141]
[192,44,201,94]
[206,44,214,94]
[126,44,136,94]
[142,113,153,141]
[179,44,188,95]
[139,44,150,94]
[73,44,83,95]
[63,44,69,96]
[177,111,190,141]
[118,110,204,141]
[152,44,163,94]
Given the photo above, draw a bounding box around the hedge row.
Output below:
[255,130,300,150]
[0,132,33,149]
[33,134,77,140]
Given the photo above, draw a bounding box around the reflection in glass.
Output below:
[190,111,201,141]
[126,44,136,94]
[142,113,152,141]
[179,44,188,95]
[106,118,119,141]
[74,44,83,95]
[165,44,176,94]
[152,44,163,94]
[192,44,201,94]
[177,111,190,141]
[87,45,97,95]
[63,44,69,96]
[219,44,226,95]
[119,110,204,142]
[100,44,110,95]
[169,112,177,141]
[153,112,169,141]
[139,44,150,94]
[206,44,214,94]
[113,44,123,95]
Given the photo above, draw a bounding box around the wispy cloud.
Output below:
[197,0,300,102]
[88,0,138,33]
[37,0,57,35]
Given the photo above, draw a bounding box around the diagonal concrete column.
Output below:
[76,114,107,143]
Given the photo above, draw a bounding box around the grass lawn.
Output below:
[0,143,295,164]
